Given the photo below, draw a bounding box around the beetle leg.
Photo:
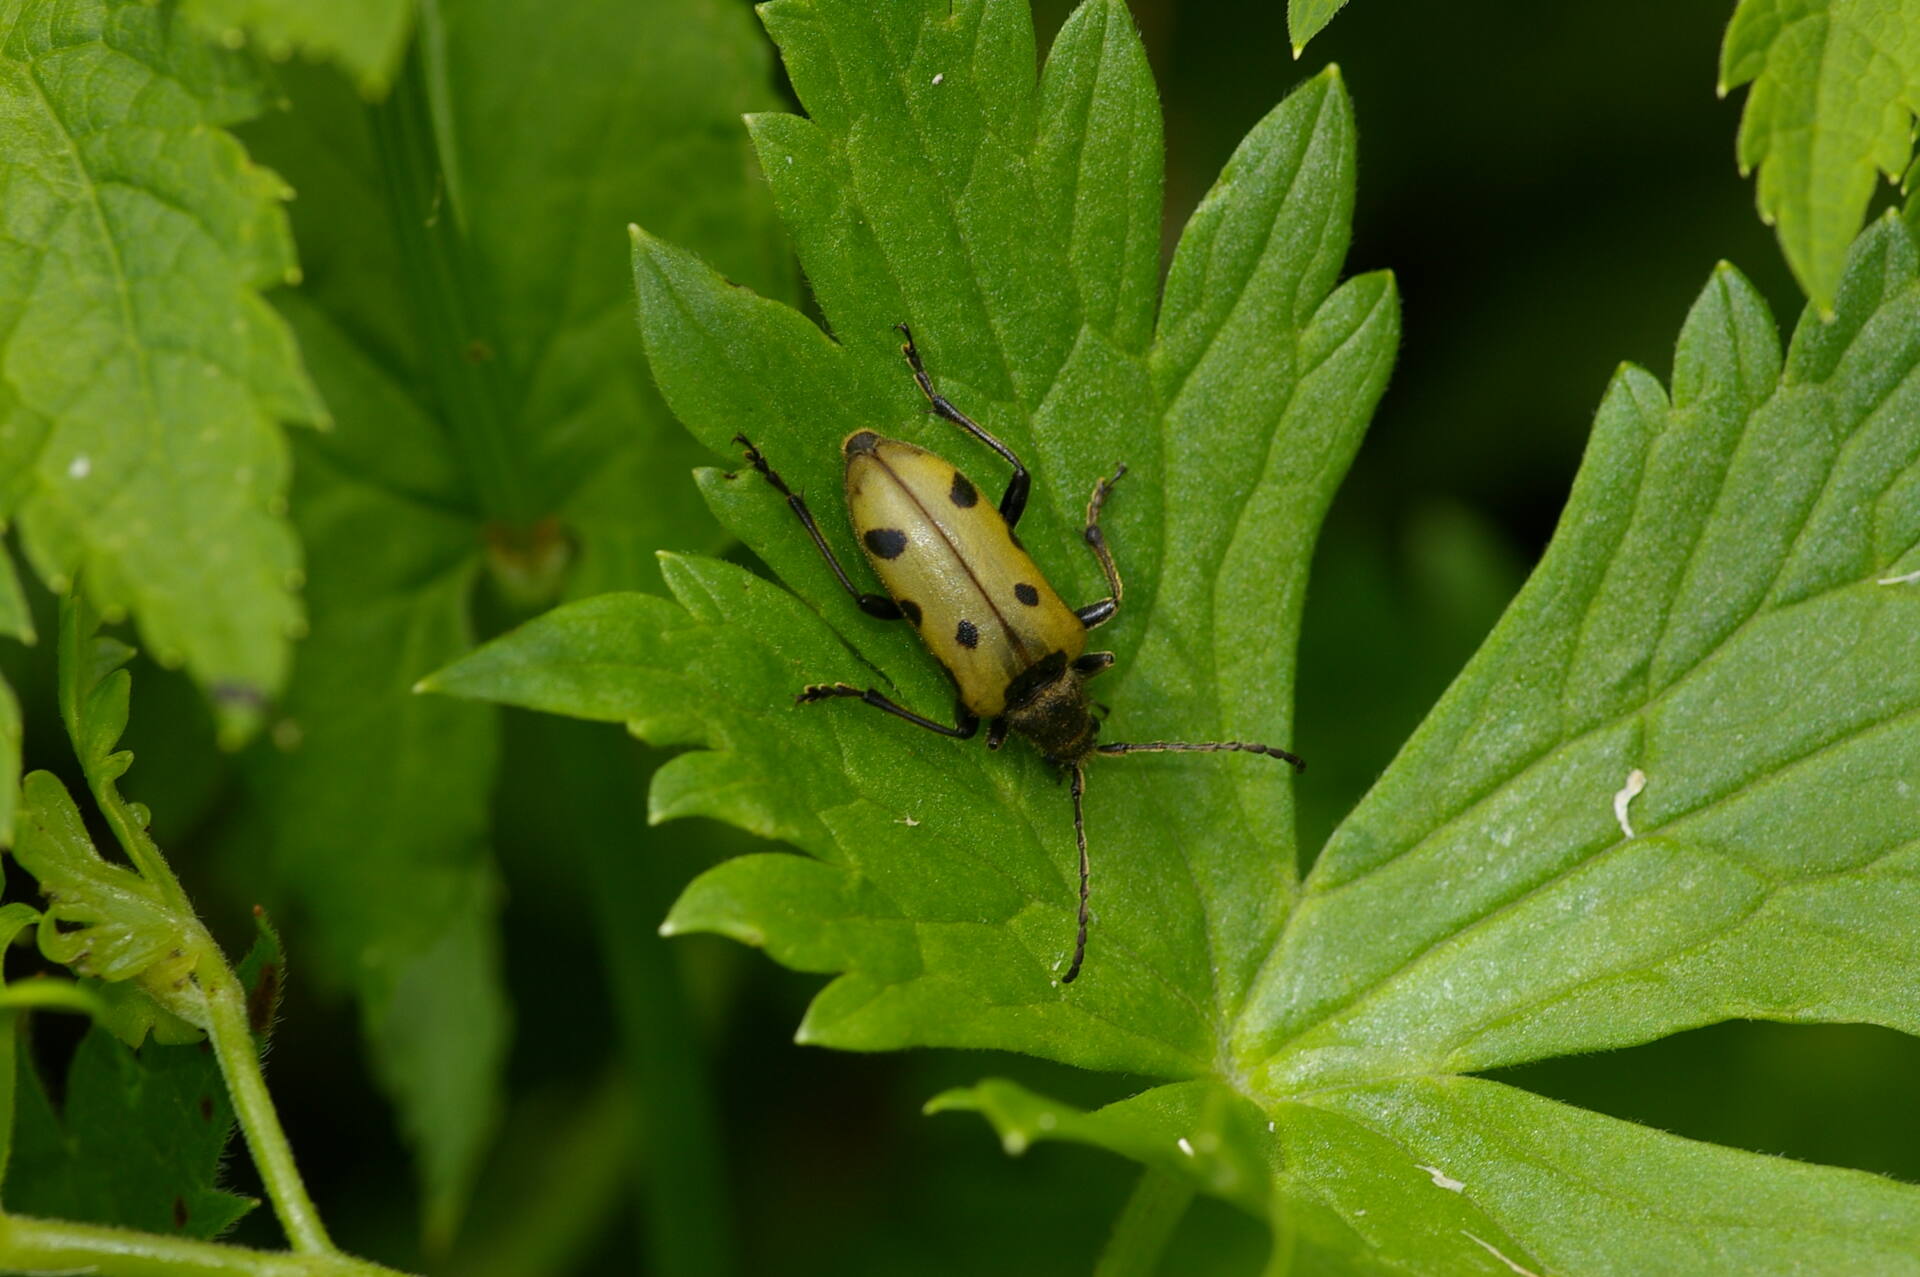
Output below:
[1072,651,1115,679]
[799,682,981,739]
[1074,464,1127,629]
[896,324,1032,529]
[986,717,1010,750]
[733,434,902,621]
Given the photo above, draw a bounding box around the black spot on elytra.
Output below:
[955,619,979,649]
[864,528,908,559]
[1014,582,1040,606]
[949,471,978,508]
[898,599,923,626]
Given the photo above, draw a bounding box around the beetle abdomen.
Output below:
[844,434,1085,718]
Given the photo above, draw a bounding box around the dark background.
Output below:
[10,2,1919,1274]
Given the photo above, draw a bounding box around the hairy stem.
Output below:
[198,964,332,1256]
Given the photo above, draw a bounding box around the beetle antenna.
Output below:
[1062,764,1091,984]
[1095,739,1306,773]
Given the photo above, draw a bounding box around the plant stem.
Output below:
[1094,1167,1196,1277]
[198,962,333,1256]
[366,28,530,526]
[0,1214,413,1277]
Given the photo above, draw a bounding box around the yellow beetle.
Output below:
[734,326,1303,984]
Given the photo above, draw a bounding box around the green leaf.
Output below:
[0,903,149,1037]
[1218,219,1920,1271]
[181,0,413,96]
[230,0,788,1233]
[7,1025,254,1239]
[439,3,1397,1062]
[928,1078,1274,1218]
[937,1073,1920,1274]
[0,901,41,966]
[429,0,1920,1257]
[359,868,508,1251]
[1244,226,1920,1092]
[1721,0,1920,314]
[1287,0,1352,55]
[11,596,221,1040]
[0,0,326,744]
[13,770,196,990]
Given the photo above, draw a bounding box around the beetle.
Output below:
[733,325,1303,984]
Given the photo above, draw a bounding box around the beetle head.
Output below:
[1003,651,1098,764]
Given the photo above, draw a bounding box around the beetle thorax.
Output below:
[1005,667,1097,764]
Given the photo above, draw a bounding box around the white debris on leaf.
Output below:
[67,454,91,479]
[1613,768,1647,838]
[1177,1137,1195,1157]
[1462,1231,1540,1277]
[1878,568,1920,585]
[932,72,945,85]
[1416,1163,1465,1192]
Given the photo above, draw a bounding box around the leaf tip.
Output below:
[922,1089,968,1117]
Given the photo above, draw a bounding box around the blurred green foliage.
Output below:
[1,0,1917,1274]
